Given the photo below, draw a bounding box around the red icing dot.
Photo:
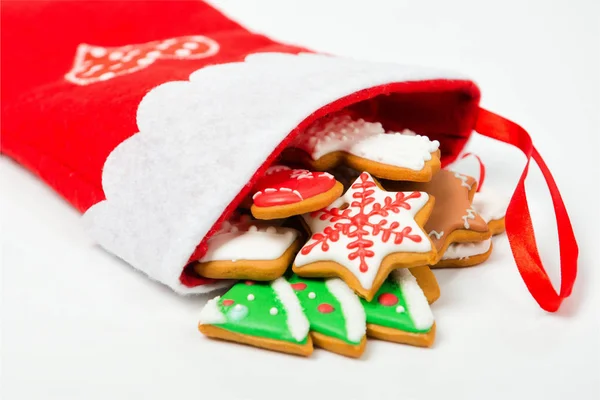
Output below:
[244,280,255,285]
[377,293,398,306]
[291,282,307,291]
[317,303,335,313]
[222,299,235,306]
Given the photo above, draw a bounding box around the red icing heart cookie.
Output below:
[250,165,344,220]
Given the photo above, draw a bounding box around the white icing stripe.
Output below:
[428,230,444,240]
[271,278,310,342]
[254,187,304,201]
[265,165,291,175]
[325,278,366,343]
[391,269,434,331]
[198,296,226,324]
[447,155,482,186]
[289,169,314,180]
[441,238,492,260]
[454,172,473,190]
[462,208,477,229]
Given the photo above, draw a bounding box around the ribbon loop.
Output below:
[475,108,578,312]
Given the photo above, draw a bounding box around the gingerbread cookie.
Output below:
[289,275,367,358]
[383,170,491,263]
[283,114,441,182]
[249,165,344,220]
[434,239,493,268]
[194,214,302,281]
[362,268,436,348]
[293,172,437,301]
[198,278,312,356]
[446,153,506,234]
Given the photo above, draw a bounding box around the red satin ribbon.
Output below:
[475,108,578,312]
[460,152,486,192]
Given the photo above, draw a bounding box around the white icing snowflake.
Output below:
[294,172,432,289]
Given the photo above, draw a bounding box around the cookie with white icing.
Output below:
[362,268,436,348]
[194,214,302,280]
[446,153,506,235]
[472,188,507,236]
[434,187,506,267]
[293,172,437,301]
[248,165,344,220]
[198,278,313,356]
[383,169,491,265]
[434,238,493,268]
[289,275,367,358]
[282,113,441,182]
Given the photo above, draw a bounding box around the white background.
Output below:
[1,0,598,399]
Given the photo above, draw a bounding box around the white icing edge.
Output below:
[198,296,227,325]
[428,230,444,240]
[325,278,366,343]
[391,269,434,331]
[348,133,439,171]
[472,189,508,223]
[454,172,473,190]
[200,226,299,262]
[271,277,310,342]
[462,208,477,229]
[441,238,492,260]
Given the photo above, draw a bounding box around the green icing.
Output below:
[361,278,430,333]
[288,275,359,345]
[215,280,307,344]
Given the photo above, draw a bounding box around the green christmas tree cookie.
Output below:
[198,277,312,356]
[288,274,367,358]
[361,268,436,347]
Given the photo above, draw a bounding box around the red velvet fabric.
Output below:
[1,0,307,213]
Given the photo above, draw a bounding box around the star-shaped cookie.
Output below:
[383,170,491,263]
[282,114,441,182]
[293,172,437,301]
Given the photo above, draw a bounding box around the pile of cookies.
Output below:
[197,113,507,358]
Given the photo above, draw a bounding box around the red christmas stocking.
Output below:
[0,1,577,311]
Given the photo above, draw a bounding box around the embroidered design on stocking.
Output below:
[65,35,220,85]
